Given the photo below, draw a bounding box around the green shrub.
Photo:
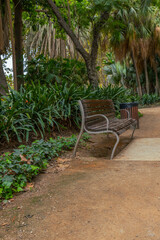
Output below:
[140,94,160,105]
[0,134,89,200]
[0,83,131,142]
[0,86,59,142]
[4,81,158,143]
[25,55,88,86]
[138,111,143,118]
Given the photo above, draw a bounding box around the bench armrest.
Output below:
[86,114,109,130]
[120,109,130,119]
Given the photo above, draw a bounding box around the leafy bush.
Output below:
[0,134,89,200]
[25,55,88,86]
[2,80,158,143]
[0,82,130,142]
[139,94,160,105]
[0,86,59,142]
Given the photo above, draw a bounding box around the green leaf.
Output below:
[2,175,14,188]
[30,165,39,171]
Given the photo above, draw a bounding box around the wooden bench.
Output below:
[73,99,137,159]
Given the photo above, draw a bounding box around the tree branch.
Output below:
[47,0,89,61]
[35,9,49,13]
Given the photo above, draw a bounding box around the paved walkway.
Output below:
[1,107,160,240]
[115,107,160,161]
[115,138,160,161]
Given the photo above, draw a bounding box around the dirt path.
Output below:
[1,107,160,240]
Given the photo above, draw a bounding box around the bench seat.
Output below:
[86,118,136,135]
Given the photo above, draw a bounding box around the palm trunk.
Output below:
[132,50,142,97]
[60,39,66,58]
[154,65,159,95]
[13,0,23,89]
[144,58,149,94]
[0,56,8,95]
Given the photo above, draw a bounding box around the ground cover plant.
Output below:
[0,134,89,200]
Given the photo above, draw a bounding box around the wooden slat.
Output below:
[82,99,115,119]
[85,118,136,134]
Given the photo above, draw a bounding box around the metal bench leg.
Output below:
[110,131,120,160]
[131,122,137,140]
[73,100,85,158]
[72,129,83,157]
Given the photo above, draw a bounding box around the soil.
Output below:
[1,107,160,240]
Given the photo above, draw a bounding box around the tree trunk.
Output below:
[144,58,149,94]
[0,56,8,95]
[0,7,4,54]
[85,58,99,88]
[13,0,23,90]
[132,51,142,97]
[154,64,159,95]
[89,11,109,88]
[6,0,17,91]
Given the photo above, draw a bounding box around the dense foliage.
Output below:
[0,83,130,143]
[0,134,89,200]
[1,79,160,144]
[25,56,88,85]
[104,54,160,95]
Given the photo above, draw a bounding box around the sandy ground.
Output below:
[1,107,160,240]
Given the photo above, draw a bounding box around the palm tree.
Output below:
[108,3,158,96]
[149,27,160,95]
[109,6,143,96]
[133,11,153,95]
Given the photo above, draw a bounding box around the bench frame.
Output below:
[73,100,137,159]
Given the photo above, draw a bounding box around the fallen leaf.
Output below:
[24,183,34,191]
[2,223,8,226]
[56,163,69,171]
[20,155,31,164]
[57,158,66,163]
[57,158,70,163]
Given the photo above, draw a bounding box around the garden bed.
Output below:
[0,134,89,201]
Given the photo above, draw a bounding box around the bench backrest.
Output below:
[80,99,116,120]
